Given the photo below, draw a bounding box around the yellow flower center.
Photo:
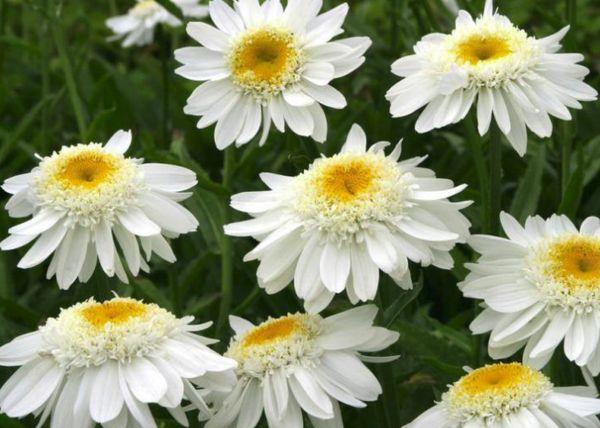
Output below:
[230,27,303,99]
[242,316,302,349]
[444,363,552,420]
[316,158,376,203]
[456,363,536,396]
[294,152,410,240]
[57,152,118,190]
[455,35,512,64]
[548,237,600,289]
[80,300,148,328]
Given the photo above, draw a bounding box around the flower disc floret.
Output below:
[39,297,182,368]
[434,15,539,88]
[443,363,552,422]
[226,313,322,377]
[526,235,600,311]
[229,26,305,103]
[293,152,412,241]
[33,144,143,227]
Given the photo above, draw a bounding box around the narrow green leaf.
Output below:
[134,278,173,311]
[186,189,225,254]
[155,0,184,21]
[383,276,423,328]
[0,297,39,328]
[510,144,545,222]
[171,137,230,196]
[558,147,585,217]
[0,94,54,164]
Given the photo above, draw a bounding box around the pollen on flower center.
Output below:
[80,300,148,328]
[229,26,304,101]
[242,316,301,348]
[39,297,181,368]
[443,363,552,421]
[455,35,512,64]
[58,153,118,190]
[549,238,600,286]
[317,159,376,203]
[293,153,410,240]
[434,16,539,88]
[34,144,142,227]
[226,314,321,377]
[527,235,600,309]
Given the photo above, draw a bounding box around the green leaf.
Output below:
[558,148,585,218]
[0,297,40,328]
[186,190,225,254]
[0,94,55,164]
[171,137,230,196]
[133,278,173,311]
[383,275,423,328]
[155,0,184,21]
[510,143,545,222]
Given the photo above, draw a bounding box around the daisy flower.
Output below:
[206,305,398,427]
[225,124,471,312]
[386,0,598,156]
[107,0,208,48]
[0,297,237,428]
[174,0,371,149]
[461,212,600,373]
[0,130,198,290]
[405,362,600,427]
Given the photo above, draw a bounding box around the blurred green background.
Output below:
[0,0,599,426]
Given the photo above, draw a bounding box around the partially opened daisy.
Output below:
[405,362,600,427]
[207,305,398,427]
[0,130,198,289]
[225,124,471,312]
[461,212,600,373]
[175,0,371,149]
[386,0,597,156]
[107,0,208,48]
[0,297,237,427]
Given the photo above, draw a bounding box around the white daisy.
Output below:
[461,212,600,374]
[386,0,598,156]
[174,0,371,149]
[0,296,237,428]
[225,124,471,312]
[0,130,199,290]
[206,305,398,428]
[107,0,208,48]
[405,362,600,427]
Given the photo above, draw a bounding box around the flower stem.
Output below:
[160,28,171,146]
[50,14,87,140]
[216,147,235,337]
[374,293,400,428]
[464,115,489,231]
[488,123,503,234]
[561,0,576,198]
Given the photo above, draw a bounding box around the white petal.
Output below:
[104,130,132,154]
[186,22,230,51]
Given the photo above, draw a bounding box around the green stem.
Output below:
[488,124,503,234]
[216,148,235,337]
[160,28,170,146]
[464,115,489,232]
[41,8,51,152]
[560,122,572,197]
[374,293,400,428]
[391,0,399,48]
[561,0,576,198]
[51,16,87,140]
